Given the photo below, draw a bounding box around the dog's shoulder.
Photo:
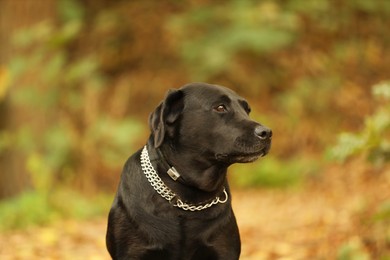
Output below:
[115,148,146,207]
[122,148,143,173]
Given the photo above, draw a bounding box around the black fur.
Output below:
[106,83,272,259]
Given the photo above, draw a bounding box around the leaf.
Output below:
[337,237,370,260]
[167,0,298,79]
[44,125,73,169]
[42,52,66,83]
[373,200,390,222]
[26,153,53,193]
[366,110,390,134]
[65,57,98,83]
[58,0,85,22]
[331,133,365,161]
[372,81,390,100]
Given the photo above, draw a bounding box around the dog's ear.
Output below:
[148,89,184,148]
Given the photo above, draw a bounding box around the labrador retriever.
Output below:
[106,82,272,260]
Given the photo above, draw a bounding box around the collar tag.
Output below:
[167,167,180,181]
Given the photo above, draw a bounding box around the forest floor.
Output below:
[0,161,389,260]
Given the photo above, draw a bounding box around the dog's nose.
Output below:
[254,125,272,140]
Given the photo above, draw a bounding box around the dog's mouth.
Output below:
[214,135,271,164]
[215,143,271,164]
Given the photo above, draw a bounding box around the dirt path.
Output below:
[235,189,358,259]
[235,163,390,259]
[0,165,389,259]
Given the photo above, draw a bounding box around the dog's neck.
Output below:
[148,139,228,195]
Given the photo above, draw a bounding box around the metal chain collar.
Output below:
[140,146,228,211]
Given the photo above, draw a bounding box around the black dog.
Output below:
[106,83,272,260]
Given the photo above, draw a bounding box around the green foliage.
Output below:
[58,0,85,22]
[0,1,144,229]
[279,77,340,114]
[168,0,298,80]
[2,0,390,232]
[339,201,390,260]
[0,189,111,231]
[0,191,52,230]
[167,0,390,164]
[5,9,144,178]
[371,200,390,251]
[92,117,144,168]
[331,82,390,259]
[374,203,390,259]
[337,237,370,260]
[373,201,390,222]
[331,82,390,165]
[168,0,390,85]
[231,156,318,188]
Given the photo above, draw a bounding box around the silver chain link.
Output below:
[140,146,228,211]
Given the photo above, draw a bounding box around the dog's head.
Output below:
[149,83,272,165]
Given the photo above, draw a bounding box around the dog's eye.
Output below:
[245,106,251,114]
[214,105,227,113]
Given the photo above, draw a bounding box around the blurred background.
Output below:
[0,0,389,259]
